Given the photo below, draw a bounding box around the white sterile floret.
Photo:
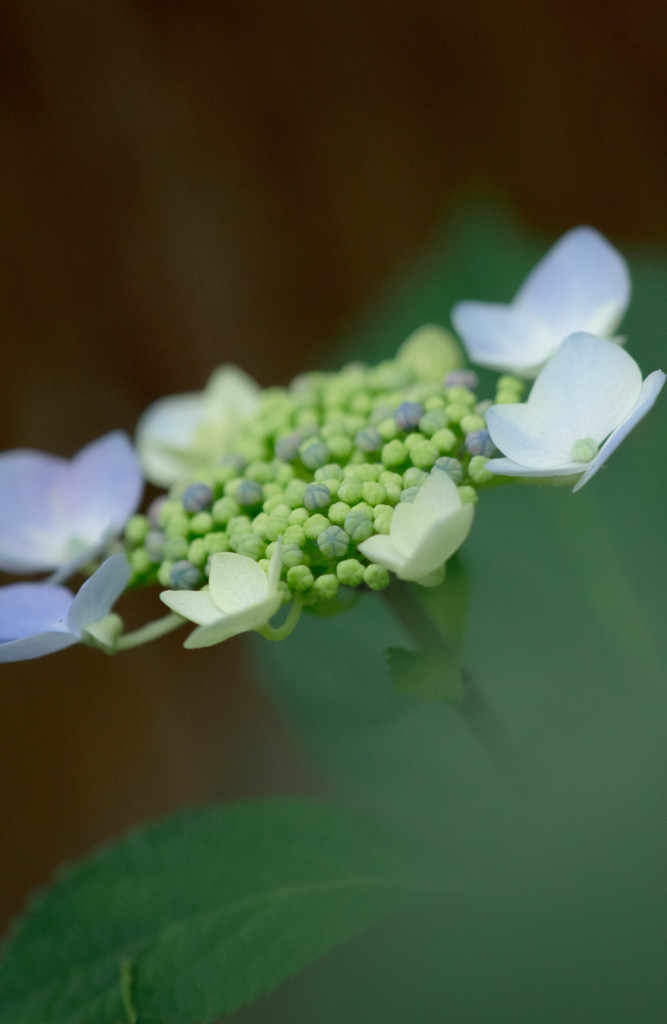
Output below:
[136,365,260,486]
[358,471,474,584]
[451,226,631,377]
[485,332,665,492]
[160,539,283,649]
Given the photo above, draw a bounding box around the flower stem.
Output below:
[384,581,521,782]
[115,612,185,651]
[256,597,302,642]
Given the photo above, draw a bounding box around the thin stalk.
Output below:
[115,612,185,651]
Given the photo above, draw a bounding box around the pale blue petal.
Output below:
[485,457,585,479]
[0,450,71,572]
[56,432,144,556]
[451,302,553,374]
[486,404,574,469]
[0,582,73,641]
[516,226,631,341]
[572,369,666,492]
[67,554,131,634]
[0,631,79,663]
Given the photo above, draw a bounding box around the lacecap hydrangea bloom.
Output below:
[0,226,662,663]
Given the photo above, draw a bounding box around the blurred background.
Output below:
[1,0,667,1013]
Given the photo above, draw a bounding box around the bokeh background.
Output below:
[2,1,667,1018]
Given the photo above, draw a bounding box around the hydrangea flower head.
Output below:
[451,227,631,377]
[136,365,260,486]
[485,333,665,491]
[0,554,130,662]
[358,470,474,583]
[160,539,283,648]
[0,432,143,577]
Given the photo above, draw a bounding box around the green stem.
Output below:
[257,596,302,642]
[115,612,185,651]
[384,581,521,782]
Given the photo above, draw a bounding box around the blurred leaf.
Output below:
[0,800,450,1024]
[387,647,464,703]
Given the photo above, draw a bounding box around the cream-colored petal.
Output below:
[135,392,205,486]
[159,589,221,626]
[208,552,270,613]
[357,534,409,575]
[183,593,282,648]
[412,469,462,516]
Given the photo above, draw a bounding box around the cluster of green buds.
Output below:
[123,328,515,641]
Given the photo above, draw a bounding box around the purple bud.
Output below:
[445,370,478,390]
[145,529,165,563]
[304,483,331,510]
[300,440,330,470]
[217,454,247,472]
[169,560,201,590]
[182,483,213,513]
[355,428,383,453]
[394,401,424,432]
[235,479,263,506]
[275,433,303,461]
[147,494,169,526]
[465,429,496,458]
[434,457,463,484]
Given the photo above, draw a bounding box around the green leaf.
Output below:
[387,647,464,704]
[0,799,447,1024]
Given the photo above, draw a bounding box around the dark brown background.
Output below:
[1,0,666,931]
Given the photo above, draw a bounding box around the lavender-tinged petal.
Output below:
[0,632,79,663]
[0,582,74,641]
[57,432,144,554]
[0,451,70,572]
[67,554,131,634]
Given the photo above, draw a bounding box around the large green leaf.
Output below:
[0,800,449,1024]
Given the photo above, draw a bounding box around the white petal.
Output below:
[204,365,261,423]
[159,588,222,626]
[486,404,574,469]
[208,552,270,613]
[183,593,282,648]
[389,502,436,558]
[572,368,666,492]
[267,536,283,594]
[67,554,131,634]
[451,302,553,375]
[396,505,474,582]
[485,457,585,479]
[516,226,631,341]
[357,534,411,575]
[135,392,205,486]
[529,333,642,442]
[412,469,462,516]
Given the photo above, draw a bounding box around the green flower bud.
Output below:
[227,514,252,536]
[457,485,478,504]
[355,428,383,453]
[212,496,240,525]
[223,476,245,497]
[164,513,189,538]
[424,395,445,411]
[396,324,463,380]
[163,535,190,561]
[468,455,494,484]
[494,389,520,405]
[337,478,364,504]
[345,463,381,482]
[336,558,365,586]
[284,480,308,508]
[264,493,289,514]
[343,507,374,542]
[349,391,372,415]
[187,538,208,567]
[181,483,213,513]
[125,514,149,546]
[288,507,309,526]
[418,409,450,436]
[497,374,524,393]
[444,403,469,424]
[313,573,339,599]
[400,486,420,502]
[434,456,463,484]
[144,529,165,563]
[283,524,307,547]
[379,470,403,488]
[381,439,408,468]
[323,478,339,499]
[373,510,392,534]
[460,413,486,434]
[169,560,201,590]
[403,467,428,488]
[317,525,350,559]
[377,418,400,441]
[446,385,476,406]
[314,462,344,481]
[327,434,354,461]
[328,501,351,526]
[283,544,309,569]
[190,511,214,536]
[157,560,173,588]
[130,548,151,577]
[251,512,270,537]
[203,532,230,554]
[432,428,457,453]
[411,441,439,469]
[300,439,330,469]
[235,535,265,559]
[261,482,283,501]
[303,513,331,541]
[275,462,296,484]
[363,563,390,590]
[287,565,314,592]
[246,460,275,484]
[362,481,387,506]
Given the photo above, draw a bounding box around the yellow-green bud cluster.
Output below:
[124,349,503,604]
